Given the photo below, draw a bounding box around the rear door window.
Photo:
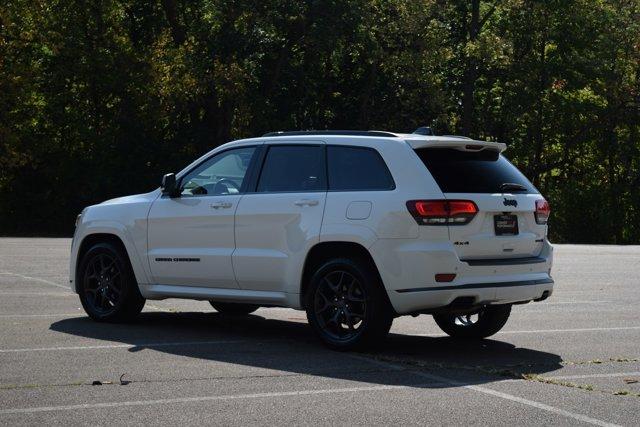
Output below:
[257,145,326,192]
[327,146,395,191]
[415,148,538,194]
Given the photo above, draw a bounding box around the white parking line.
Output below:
[0,313,79,318]
[0,272,70,290]
[0,292,74,297]
[547,372,640,380]
[498,326,640,334]
[0,340,245,354]
[349,355,619,427]
[0,309,176,318]
[537,301,611,305]
[414,325,640,338]
[0,383,443,415]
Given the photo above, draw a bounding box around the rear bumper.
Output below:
[370,238,554,314]
[392,277,554,314]
[396,277,554,293]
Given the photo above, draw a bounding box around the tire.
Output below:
[305,257,393,350]
[209,302,259,315]
[78,242,145,322]
[433,304,512,339]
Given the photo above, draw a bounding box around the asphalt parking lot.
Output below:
[0,238,638,426]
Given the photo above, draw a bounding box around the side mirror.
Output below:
[161,173,178,197]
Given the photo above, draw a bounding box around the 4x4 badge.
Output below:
[503,198,517,207]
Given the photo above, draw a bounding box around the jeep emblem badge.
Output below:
[503,198,518,207]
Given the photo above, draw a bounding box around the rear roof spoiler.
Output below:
[403,136,507,153]
[262,130,399,138]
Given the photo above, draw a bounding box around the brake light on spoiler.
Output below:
[406,200,478,225]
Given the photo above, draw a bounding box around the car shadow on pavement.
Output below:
[50,311,563,389]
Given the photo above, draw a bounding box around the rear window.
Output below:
[415,148,538,194]
[327,146,395,191]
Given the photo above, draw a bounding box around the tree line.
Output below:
[1,0,639,242]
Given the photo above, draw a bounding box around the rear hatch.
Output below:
[412,142,548,261]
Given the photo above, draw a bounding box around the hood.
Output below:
[100,189,160,206]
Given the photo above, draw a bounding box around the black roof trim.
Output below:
[262,130,399,138]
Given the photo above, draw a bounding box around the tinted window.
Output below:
[327,146,395,191]
[257,145,326,192]
[416,148,538,194]
[180,147,256,196]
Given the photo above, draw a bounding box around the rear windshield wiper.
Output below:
[500,182,527,192]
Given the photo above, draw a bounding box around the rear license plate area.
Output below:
[494,214,519,236]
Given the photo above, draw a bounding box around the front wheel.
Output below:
[433,304,511,339]
[78,242,145,322]
[305,258,393,350]
[209,302,259,315]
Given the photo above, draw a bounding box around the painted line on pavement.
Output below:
[0,292,74,297]
[0,340,245,354]
[0,313,79,319]
[349,355,620,427]
[0,382,444,415]
[0,309,178,318]
[498,326,640,334]
[0,272,70,290]
[415,326,640,337]
[547,372,640,380]
[539,301,612,305]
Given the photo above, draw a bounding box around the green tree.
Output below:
[0,0,638,242]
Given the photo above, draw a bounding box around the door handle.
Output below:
[210,201,233,209]
[294,199,319,207]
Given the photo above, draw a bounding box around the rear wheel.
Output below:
[305,258,393,350]
[433,304,511,339]
[78,242,145,322]
[209,302,259,315]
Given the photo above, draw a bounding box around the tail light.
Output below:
[406,200,478,225]
[535,199,550,224]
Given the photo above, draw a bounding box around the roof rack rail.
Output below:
[262,130,399,138]
[412,126,434,136]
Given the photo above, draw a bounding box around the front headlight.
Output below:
[75,210,85,228]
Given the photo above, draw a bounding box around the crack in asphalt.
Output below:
[360,354,640,398]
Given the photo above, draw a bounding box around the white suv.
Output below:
[70,130,553,349]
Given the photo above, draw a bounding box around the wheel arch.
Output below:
[74,232,144,293]
[299,241,388,309]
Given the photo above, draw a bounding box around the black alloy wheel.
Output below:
[433,304,512,339]
[78,242,145,322]
[82,252,123,316]
[306,258,393,350]
[313,270,367,342]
